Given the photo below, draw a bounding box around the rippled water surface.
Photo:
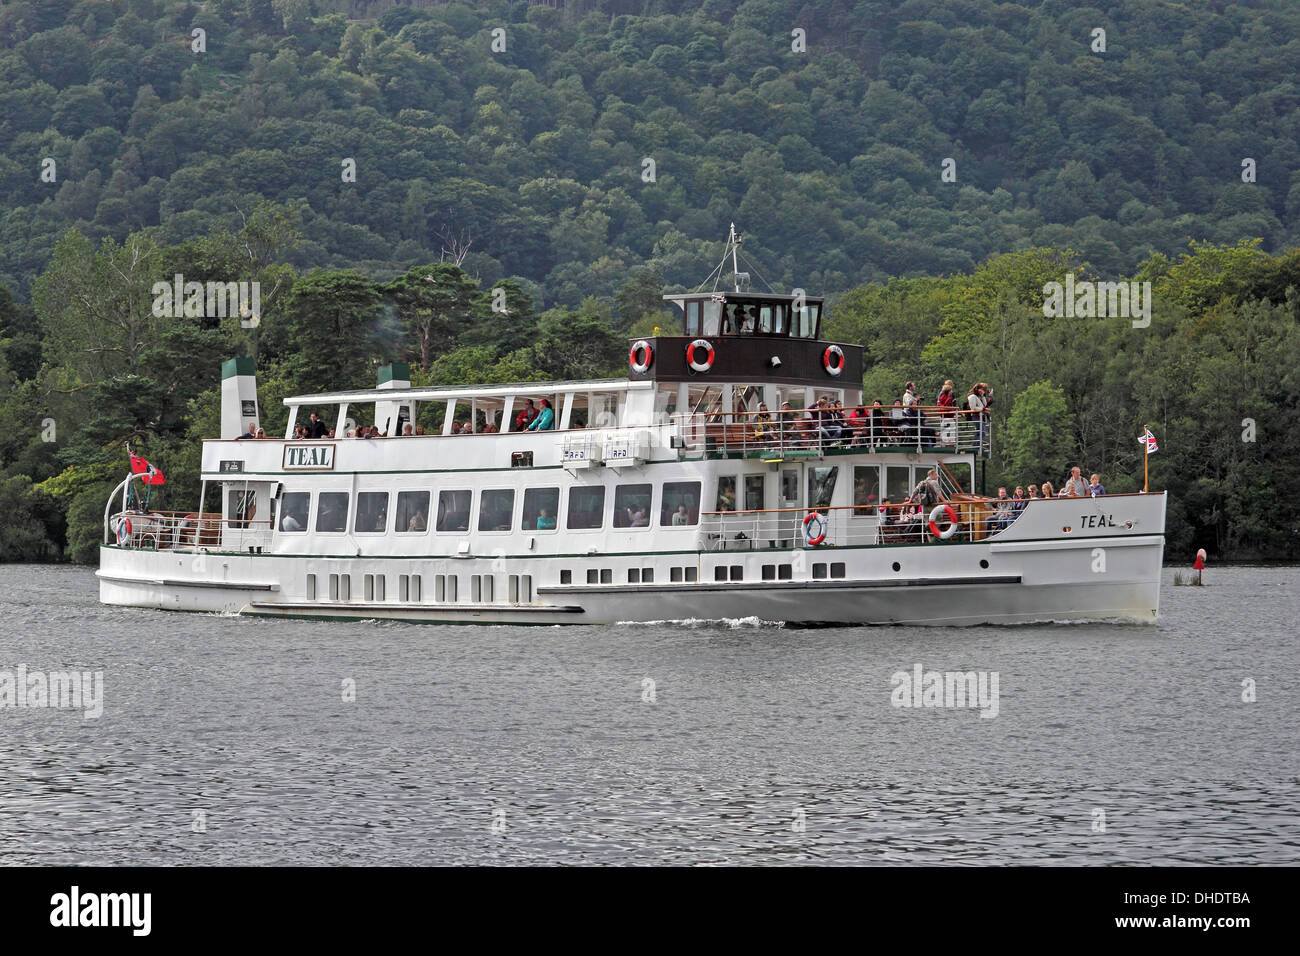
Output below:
[0,564,1296,865]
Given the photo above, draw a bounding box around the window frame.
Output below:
[353,490,390,535]
[394,490,431,535]
[478,487,517,533]
[279,491,310,533]
[315,491,350,534]
[435,489,473,534]
[566,484,606,531]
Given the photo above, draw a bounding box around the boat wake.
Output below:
[616,615,785,629]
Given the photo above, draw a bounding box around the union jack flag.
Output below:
[1137,427,1158,454]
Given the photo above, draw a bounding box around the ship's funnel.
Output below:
[375,363,412,436]
[221,357,259,438]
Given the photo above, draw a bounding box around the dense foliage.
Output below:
[0,0,1298,562]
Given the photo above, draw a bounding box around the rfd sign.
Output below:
[282,444,335,470]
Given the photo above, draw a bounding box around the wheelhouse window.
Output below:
[479,488,515,532]
[354,492,389,533]
[661,481,701,526]
[316,492,349,533]
[744,475,764,512]
[685,300,700,335]
[716,475,737,512]
[807,466,838,513]
[567,486,605,530]
[395,490,429,533]
[436,490,471,533]
[613,483,652,529]
[523,487,559,532]
[853,466,881,516]
[702,300,722,335]
[280,492,309,532]
[228,490,257,529]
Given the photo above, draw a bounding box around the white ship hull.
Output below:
[98,495,1165,626]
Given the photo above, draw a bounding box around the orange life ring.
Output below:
[823,344,845,377]
[629,339,653,373]
[928,504,960,540]
[802,511,827,546]
[686,338,715,373]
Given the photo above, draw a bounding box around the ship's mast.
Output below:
[729,222,741,292]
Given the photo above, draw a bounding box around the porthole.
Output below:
[979,559,989,569]
[891,562,901,572]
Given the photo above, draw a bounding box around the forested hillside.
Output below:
[2,0,1299,300]
[1,0,1299,563]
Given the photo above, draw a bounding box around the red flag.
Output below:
[130,455,166,486]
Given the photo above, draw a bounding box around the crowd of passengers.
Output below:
[733,380,994,449]
[236,398,562,441]
[868,465,1109,540]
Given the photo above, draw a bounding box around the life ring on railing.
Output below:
[823,344,845,377]
[115,517,132,546]
[928,504,960,540]
[629,339,654,373]
[686,338,715,373]
[802,511,827,546]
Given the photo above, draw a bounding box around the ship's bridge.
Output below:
[631,291,863,394]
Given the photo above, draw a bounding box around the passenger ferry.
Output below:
[98,232,1166,625]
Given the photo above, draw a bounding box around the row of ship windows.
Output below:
[304,561,851,602]
[308,572,534,604]
[269,481,704,535]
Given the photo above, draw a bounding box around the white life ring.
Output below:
[802,511,827,546]
[629,339,653,373]
[823,344,845,377]
[928,504,960,540]
[115,517,132,546]
[686,338,715,373]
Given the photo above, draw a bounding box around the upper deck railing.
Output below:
[670,405,990,459]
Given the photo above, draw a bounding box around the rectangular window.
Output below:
[478,488,515,532]
[306,573,316,600]
[628,568,641,584]
[354,492,389,533]
[567,486,605,530]
[885,465,911,505]
[730,566,743,581]
[778,564,792,580]
[228,490,257,529]
[702,300,721,335]
[685,567,698,582]
[523,487,560,532]
[831,562,846,579]
[714,566,727,582]
[560,569,571,585]
[781,469,799,506]
[395,490,430,533]
[853,466,881,516]
[762,565,776,581]
[758,305,773,333]
[599,568,612,584]
[398,574,409,602]
[812,563,828,580]
[641,568,653,583]
[613,483,652,528]
[807,466,838,513]
[587,569,598,584]
[686,300,701,335]
[744,475,764,512]
[436,490,471,532]
[316,492,349,533]
[671,567,683,582]
[661,481,701,526]
[409,574,421,601]
[339,573,351,601]
[280,492,310,532]
[716,475,737,512]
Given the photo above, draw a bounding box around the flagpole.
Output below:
[1144,430,1149,493]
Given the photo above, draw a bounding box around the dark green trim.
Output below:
[377,363,410,385]
[203,464,567,478]
[221,357,255,380]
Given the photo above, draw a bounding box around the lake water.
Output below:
[0,563,1295,865]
